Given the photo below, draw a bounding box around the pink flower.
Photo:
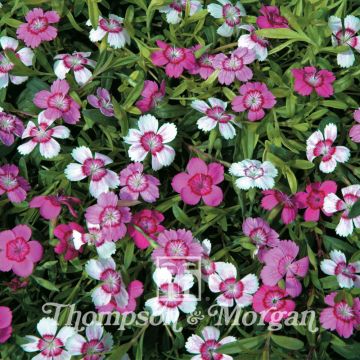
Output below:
[124,114,177,171]
[232,82,276,121]
[127,209,165,249]
[292,67,335,98]
[54,51,96,85]
[185,326,236,360]
[54,222,84,261]
[0,225,43,277]
[0,111,24,146]
[323,185,360,237]
[0,306,12,344]
[87,88,114,117]
[119,162,160,203]
[136,80,166,113]
[209,262,259,307]
[320,292,360,338]
[242,217,279,262]
[16,8,60,48]
[0,164,30,203]
[18,112,70,159]
[261,189,298,224]
[253,285,295,323]
[260,240,309,297]
[188,51,215,80]
[256,6,289,29]
[238,25,269,61]
[29,193,81,220]
[306,123,350,173]
[65,146,120,198]
[33,79,81,124]
[85,192,132,241]
[172,158,224,207]
[295,181,337,222]
[0,36,34,89]
[151,40,196,78]
[152,229,203,274]
[350,108,360,143]
[213,47,255,85]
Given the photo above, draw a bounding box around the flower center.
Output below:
[100,268,121,294]
[81,339,104,355]
[0,174,18,191]
[307,189,325,209]
[335,302,354,320]
[127,172,148,192]
[220,278,244,299]
[137,216,157,234]
[159,283,183,307]
[188,173,213,196]
[244,90,264,111]
[164,239,189,257]
[48,93,71,112]
[164,47,186,64]
[99,18,122,33]
[6,237,30,262]
[38,335,64,357]
[32,124,54,143]
[224,56,243,71]
[244,165,264,179]
[140,131,164,154]
[206,106,231,123]
[223,4,241,26]
[0,115,15,132]
[82,158,106,181]
[335,262,356,279]
[100,206,121,227]
[63,54,85,70]
[200,339,221,360]
[29,16,48,34]
[249,228,267,245]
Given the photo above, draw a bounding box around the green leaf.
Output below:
[217,336,265,354]
[271,335,304,350]
[321,100,348,110]
[4,50,39,77]
[172,204,195,227]
[87,0,100,28]
[256,28,314,45]
[31,276,60,292]
[124,241,135,269]
[348,199,360,219]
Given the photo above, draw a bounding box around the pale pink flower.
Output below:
[323,185,360,237]
[87,14,130,49]
[0,36,34,88]
[201,239,217,281]
[159,0,202,24]
[185,326,236,360]
[119,162,160,202]
[16,8,60,48]
[350,108,360,143]
[172,157,224,206]
[124,114,177,171]
[0,306,12,344]
[85,257,129,308]
[85,192,131,241]
[33,79,81,124]
[231,81,276,121]
[21,318,75,359]
[209,262,259,307]
[152,229,203,274]
[261,240,309,297]
[0,164,30,203]
[242,217,280,262]
[207,0,246,37]
[306,123,350,173]
[54,51,96,85]
[256,6,289,29]
[320,292,360,338]
[151,40,196,78]
[191,98,237,139]
[188,46,215,80]
[0,111,24,146]
[145,267,197,324]
[65,146,120,198]
[18,112,70,159]
[238,25,269,61]
[213,47,255,85]
[87,88,114,117]
[136,80,165,113]
[54,222,84,261]
[0,225,43,277]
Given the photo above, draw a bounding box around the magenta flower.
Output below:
[292,67,335,98]
[29,193,81,220]
[119,162,160,203]
[256,6,289,29]
[0,225,43,277]
[320,292,360,338]
[188,49,216,80]
[295,181,337,222]
[85,192,132,241]
[232,81,276,121]
[0,112,24,146]
[260,240,309,298]
[350,108,360,143]
[172,158,224,207]
[33,79,81,124]
[54,222,84,261]
[261,189,298,224]
[0,306,12,344]
[152,229,203,274]
[127,209,165,249]
[242,217,279,262]
[16,8,60,48]
[0,164,30,203]
[87,87,114,117]
[213,47,255,85]
[136,80,166,113]
[253,285,295,323]
[151,40,196,78]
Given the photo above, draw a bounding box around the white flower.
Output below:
[21,317,75,360]
[306,123,350,173]
[191,98,237,139]
[229,159,277,190]
[159,0,202,24]
[320,250,360,288]
[124,114,177,171]
[145,267,197,324]
[329,15,360,68]
[237,25,269,61]
[201,239,218,281]
[323,185,360,237]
